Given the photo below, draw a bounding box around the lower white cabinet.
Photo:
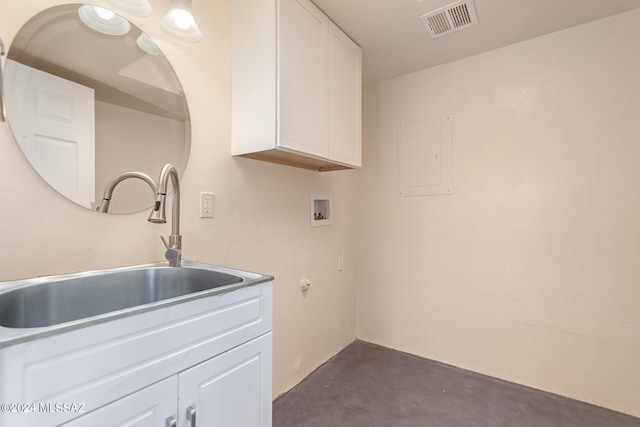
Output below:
[63,333,272,427]
[0,281,273,427]
[179,333,272,427]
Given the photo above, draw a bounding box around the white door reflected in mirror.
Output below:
[7,60,95,208]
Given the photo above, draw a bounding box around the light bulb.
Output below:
[171,10,194,30]
[161,0,202,42]
[78,5,131,36]
[94,7,116,20]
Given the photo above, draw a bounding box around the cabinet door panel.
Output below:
[178,333,272,427]
[279,0,328,157]
[327,22,362,167]
[61,377,177,427]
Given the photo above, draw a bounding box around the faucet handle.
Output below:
[160,235,172,250]
[160,236,181,266]
[160,235,182,249]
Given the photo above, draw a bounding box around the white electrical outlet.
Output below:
[200,192,214,218]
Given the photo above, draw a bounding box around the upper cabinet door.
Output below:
[278,0,328,158]
[327,22,362,167]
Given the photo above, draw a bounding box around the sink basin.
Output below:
[0,263,248,329]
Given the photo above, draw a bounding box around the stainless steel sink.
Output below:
[0,262,269,332]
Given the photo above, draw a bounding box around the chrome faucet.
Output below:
[148,164,182,267]
[96,172,158,213]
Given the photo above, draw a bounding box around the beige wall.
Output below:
[357,9,640,417]
[0,0,357,398]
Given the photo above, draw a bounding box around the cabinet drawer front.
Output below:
[60,377,177,427]
[0,282,272,427]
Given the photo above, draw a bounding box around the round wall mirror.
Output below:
[5,4,191,214]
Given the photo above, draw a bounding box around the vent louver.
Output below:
[420,0,478,39]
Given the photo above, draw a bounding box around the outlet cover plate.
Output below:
[200,192,215,218]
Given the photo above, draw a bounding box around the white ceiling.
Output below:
[312,0,640,84]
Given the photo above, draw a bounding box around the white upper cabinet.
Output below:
[327,21,362,167]
[232,0,362,171]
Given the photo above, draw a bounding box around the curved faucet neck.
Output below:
[157,164,181,237]
[96,171,158,213]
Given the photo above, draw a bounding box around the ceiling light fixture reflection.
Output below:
[78,5,131,36]
[95,7,116,20]
[137,33,163,56]
[161,0,203,43]
[106,0,153,17]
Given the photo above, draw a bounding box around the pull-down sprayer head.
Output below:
[147,194,168,223]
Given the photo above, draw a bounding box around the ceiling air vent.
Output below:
[420,0,478,39]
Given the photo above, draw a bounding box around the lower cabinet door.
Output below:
[61,377,178,427]
[178,333,273,427]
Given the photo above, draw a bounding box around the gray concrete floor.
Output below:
[273,340,640,427]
